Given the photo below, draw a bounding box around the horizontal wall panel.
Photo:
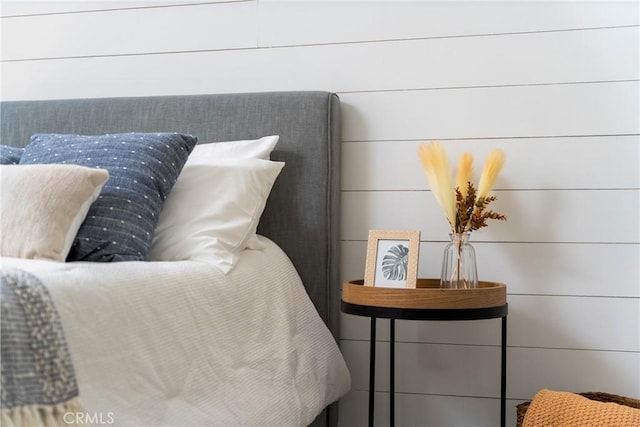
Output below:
[338,390,518,427]
[1,2,257,60]
[340,312,502,348]
[343,135,640,191]
[341,190,640,243]
[4,27,639,100]
[259,1,639,47]
[473,243,640,298]
[343,340,502,398]
[341,341,640,400]
[342,241,640,298]
[0,52,262,101]
[507,347,640,400]
[507,295,640,352]
[341,295,640,351]
[1,48,330,101]
[0,1,229,17]
[340,82,640,141]
[309,27,638,91]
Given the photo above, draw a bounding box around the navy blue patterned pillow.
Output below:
[20,132,198,261]
[0,145,24,164]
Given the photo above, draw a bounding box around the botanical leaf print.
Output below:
[381,244,409,281]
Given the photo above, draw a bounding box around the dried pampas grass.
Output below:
[418,142,506,233]
[418,142,456,227]
[477,148,506,200]
[455,152,474,198]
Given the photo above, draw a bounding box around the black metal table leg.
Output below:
[369,317,376,427]
[341,300,509,426]
[501,315,507,427]
[390,318,395,427]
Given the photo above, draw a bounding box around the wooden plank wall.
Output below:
[2,1,639,426]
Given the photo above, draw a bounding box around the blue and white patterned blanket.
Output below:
[1,267,81,425]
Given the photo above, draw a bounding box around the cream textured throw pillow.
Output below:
[0,164,109,261]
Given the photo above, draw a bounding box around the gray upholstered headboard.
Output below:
[0,91,341,345]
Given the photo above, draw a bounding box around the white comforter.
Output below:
[1,237,350,427]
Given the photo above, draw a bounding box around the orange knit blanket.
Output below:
[523,389,640,427]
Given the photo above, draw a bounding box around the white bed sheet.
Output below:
[1,236,350,427]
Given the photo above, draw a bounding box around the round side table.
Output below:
[341,279,508,427]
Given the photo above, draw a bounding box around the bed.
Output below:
[0,91,349,426]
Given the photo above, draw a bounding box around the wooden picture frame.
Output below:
[364,230,420,289]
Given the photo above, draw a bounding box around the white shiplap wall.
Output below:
[2,1,639,426]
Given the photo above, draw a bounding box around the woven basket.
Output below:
[516,392,640,427]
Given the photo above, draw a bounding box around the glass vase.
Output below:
[440,232,478,289]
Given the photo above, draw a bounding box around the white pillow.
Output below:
[184,135,279,250]
[148,158,285,273]
[0,164,109,261]
[187,135,279,164]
